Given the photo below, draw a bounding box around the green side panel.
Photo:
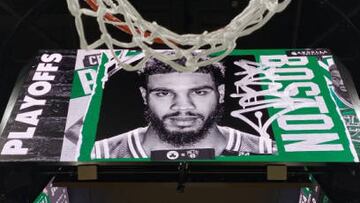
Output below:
[78,54,108,161]
[33,193,50,203]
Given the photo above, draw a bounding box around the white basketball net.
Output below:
[67,0,291,72]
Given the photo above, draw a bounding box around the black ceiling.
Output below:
[1,0,360,116]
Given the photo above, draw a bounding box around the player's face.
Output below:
[330,69,347,93]
[144,72,220,136]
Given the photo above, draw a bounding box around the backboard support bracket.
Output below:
[267,165,287,181]
[77,165,98,181]
[177,162,189,192]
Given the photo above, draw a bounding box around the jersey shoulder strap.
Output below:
[218,126,269,155]
[91,127,148,159]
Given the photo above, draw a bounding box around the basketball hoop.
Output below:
[66,0,291,72]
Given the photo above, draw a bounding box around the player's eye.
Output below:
[193,89,209,96]
[154,91,171,97]
[332,77,340,83]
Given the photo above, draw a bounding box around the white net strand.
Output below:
[67,0,291,72]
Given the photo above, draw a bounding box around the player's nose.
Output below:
[171,93,195,111]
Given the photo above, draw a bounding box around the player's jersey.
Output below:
[329,87,360,153]
[91,126,272,159]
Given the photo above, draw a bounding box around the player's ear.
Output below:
[139,87,148,105]
[217,84,225,104]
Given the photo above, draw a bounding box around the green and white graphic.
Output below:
[64,49,359,162]
[33,178,68,203]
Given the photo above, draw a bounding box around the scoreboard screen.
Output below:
[1,49,359,163]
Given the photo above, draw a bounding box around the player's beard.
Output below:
[334,85,351,104]
[145,104,223,147]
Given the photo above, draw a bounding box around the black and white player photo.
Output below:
[329,64,352,107]
[89,54,277,159]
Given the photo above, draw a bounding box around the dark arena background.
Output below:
[1,0,360,118]
[1,0,360,202]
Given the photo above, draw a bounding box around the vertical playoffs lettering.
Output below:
[1,53,63,155]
